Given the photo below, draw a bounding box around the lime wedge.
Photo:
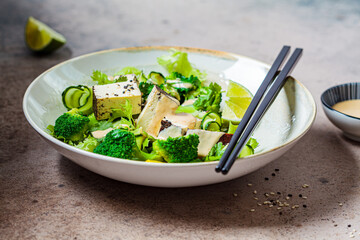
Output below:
[222,81,253,123]
[229,96,252,107]
[226,80,253,98]
[222,100,248,124]
[25,16,66,53]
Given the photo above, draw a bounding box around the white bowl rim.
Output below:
[321,82,360,121]
[23,46,317,168]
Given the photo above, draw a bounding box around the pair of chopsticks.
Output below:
[215,46,303,174]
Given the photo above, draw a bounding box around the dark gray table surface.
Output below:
[1,1,360,239]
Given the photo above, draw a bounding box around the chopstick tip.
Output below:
[221,168,229,175]
[215,166,222,173]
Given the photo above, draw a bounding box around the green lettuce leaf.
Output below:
[193,82,222,114]
[91,70,128,85]
[109,100,135,129]
[75,136,100,152]
[157,49,206,80]
[204,138,258,161]
[115,67,142,76]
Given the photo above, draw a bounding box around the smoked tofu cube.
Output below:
[92,75,141,120]
[157,125,184,140]
[164,112,199,132]
[186,129,224,157]
[136,86,180,137]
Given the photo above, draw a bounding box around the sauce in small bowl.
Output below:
[321,82,360,141]
[332,99,360,118]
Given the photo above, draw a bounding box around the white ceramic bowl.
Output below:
[23,46,316,187]
[321,82,360,141]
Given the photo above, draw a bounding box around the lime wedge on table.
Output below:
[25,16,66,53]
[222,81,253,124]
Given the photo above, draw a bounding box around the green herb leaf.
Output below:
[91,70,112,85]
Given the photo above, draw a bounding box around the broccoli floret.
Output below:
[153,134,200,163]
[93,129,161,161]
[54,108,90,142]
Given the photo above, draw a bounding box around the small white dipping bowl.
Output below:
[321,82,360,141]
[23,46,316,187]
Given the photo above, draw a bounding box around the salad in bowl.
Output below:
[23,46,315,187]
[47,49,258,164]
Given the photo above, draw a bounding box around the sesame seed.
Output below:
[265,193,270,197]
[299,194,303,198]
[269,205,273,208]
[253,190,257,194]
[286,197,290,200]
[250,209,255,212]
[114,94,118,96]
[265,177,269,181]
[303,204,307,208]
[339,203,343,206]
[302,196,308,199]
[123,91,125,94]
[288,194,293,197]
[277,192,281,195]
[277,207,282,210]
[272,173,276,176]
[348,225,352,228]
[233,193,238,197]
[302,184,309,188]
[275,169,279,172]
[257,203,262,206]
[247,183,253,187]
[270,192,275,195]
[253,197,258,200]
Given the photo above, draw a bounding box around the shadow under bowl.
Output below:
[321,82,360,141]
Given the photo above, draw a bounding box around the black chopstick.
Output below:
[215,46,291,173]
[216,47,303,174]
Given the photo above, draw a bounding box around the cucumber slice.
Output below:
[148,71,165,85]
[62,86,83,109]
[201,112,222,130]
[204,120,221,131]
[139,72,147,83]
[238,145,254,158]
[61,85,93,115]
[78,87,93,115]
